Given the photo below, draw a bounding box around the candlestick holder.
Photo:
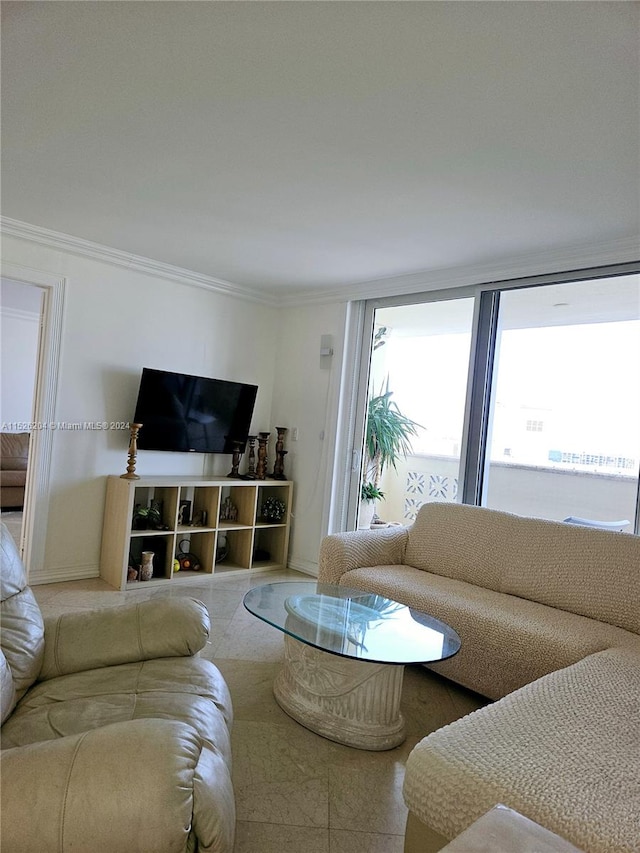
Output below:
[227,439,244,478]
[121,423,142,479]
[272,449,288,480]
[256,432,270,480]
[271,427,288,479]
[243,435,257,479]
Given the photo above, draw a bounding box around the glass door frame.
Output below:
[331,283,478,533]
[332,261,640,535]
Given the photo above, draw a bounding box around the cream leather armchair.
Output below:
[0,523,235,852]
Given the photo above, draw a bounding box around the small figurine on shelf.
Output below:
[220,496,238,522]
[190,509,208,527]
[215,534,228,564]
[261,497,286,523]
[127,552,139,582]
[178,500,191,526]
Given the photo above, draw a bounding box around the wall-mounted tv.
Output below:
[133,368,258,454]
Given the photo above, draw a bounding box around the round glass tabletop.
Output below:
[243,580,461,665]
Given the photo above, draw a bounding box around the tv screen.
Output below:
[133,368,258,454]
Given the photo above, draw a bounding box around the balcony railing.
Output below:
[377,453,637,533]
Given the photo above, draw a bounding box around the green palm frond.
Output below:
[365,379,422,488]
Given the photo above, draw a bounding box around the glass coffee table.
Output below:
[243,581,461,750]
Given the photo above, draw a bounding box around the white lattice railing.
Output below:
[378,454,636,528]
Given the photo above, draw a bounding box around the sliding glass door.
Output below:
[484,276,640,527]
[351,267,640,534]
[363,297,474,525]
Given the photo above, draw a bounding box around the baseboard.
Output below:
[29,564,100,585]
[31,558,316,585]
[287,557,318,577]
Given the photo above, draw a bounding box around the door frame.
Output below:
[332,263,640,536]
[1,262,66,577]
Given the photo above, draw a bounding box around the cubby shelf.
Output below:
[100,475,293,591]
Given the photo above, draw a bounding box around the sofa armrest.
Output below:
[0,719,235,853]
[40,597,210,680]
[318,527,409,584]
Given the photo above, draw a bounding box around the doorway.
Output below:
[0,263,65,578]
[360,296,475,527]
[0,278,44,552]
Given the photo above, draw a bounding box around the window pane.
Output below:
[365,298,474,526]
[483,275,640,530]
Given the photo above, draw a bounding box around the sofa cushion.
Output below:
[40,597,211,680]
[1,656,233,765]
[1,719,235,853]
[0,524,44,705]
[403,647,640,853]
[319,526,409,584]
[0,471,27,487]
[0,433,29,471]
[0,486,25,510]
[405,503,640,634]
[405,503,504,590]
[339,564,640,699]
[0,650,16,725]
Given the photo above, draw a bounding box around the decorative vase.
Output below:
[139,550,154,581]
[261,497,286,523]
[358,501,376,530]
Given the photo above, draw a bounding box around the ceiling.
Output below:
[376,274,640,336]
[2,1,639,301]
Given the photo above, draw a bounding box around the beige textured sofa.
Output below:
[318,502,640,853]
[0,523,235,852]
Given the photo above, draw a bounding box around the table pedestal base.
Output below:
[274,634,406,750]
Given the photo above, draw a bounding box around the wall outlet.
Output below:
[292,427,299,441]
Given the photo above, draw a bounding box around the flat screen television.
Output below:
[133,368,258,454]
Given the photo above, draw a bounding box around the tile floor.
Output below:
[32,569,487,853]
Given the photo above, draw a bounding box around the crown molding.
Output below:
[3,216,637,309]
[0,217,278,307]
[278,235,640,307]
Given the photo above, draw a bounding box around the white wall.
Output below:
[4,229,635,583]
[1,234,286,582]
[271,301,348,574]
[0,279,42,426]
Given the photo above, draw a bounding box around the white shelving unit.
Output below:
[100,475,293,591]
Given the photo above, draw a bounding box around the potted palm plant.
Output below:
[359,482,385,529]
[359,379,421,527]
